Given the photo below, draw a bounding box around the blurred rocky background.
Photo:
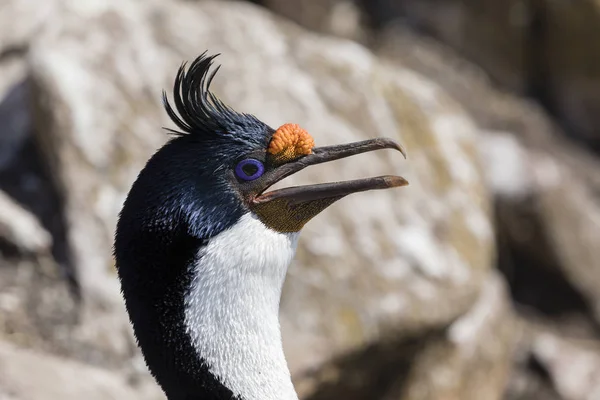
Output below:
[1,0,599,399]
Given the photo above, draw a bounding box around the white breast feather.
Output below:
[184,212,300,400]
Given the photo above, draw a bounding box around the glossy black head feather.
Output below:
[162,52,272,151]
[120,52,275,247]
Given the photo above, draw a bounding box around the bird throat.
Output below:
[184,213,300,400]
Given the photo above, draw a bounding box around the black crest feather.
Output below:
[162,52,271,147]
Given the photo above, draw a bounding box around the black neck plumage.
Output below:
[114,133,249,399]
[115,223,238,400]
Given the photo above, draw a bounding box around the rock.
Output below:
[0,56,26,99]
[0,57,29,170]
[506,319,600,400]
[506,365,563,400]
[479,129,600,326]
[477,131,534,200]
[379,26,600,329]
[259,0,364,40]
[532,151,600,320]
[0,254,78,362]
[531,330,600,400]
[385,0,530,93]
[0,0,56,51]
[374,0,600,150]
[375,24,552,150]
[479,112,600,329]
[28,0,168,361]
[294,272,515,400]
[383,272,515,400]
[503,317,567,400]
[0,340,163,400]
[0,190,51,254]
[0,80,31,171]
[542,0,600,149]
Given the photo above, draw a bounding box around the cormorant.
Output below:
[114,52,407,400]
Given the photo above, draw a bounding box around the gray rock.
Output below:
[385,271,515,400]
[259,0,364,40]
[380,26,600,330]
[477,131,534,201]
[0,0,56,51]
[0,190,51,254]
[531,330,600,400]
[376,0,600,149]
[533,152,600,321]
[292,271,515,400]
[480,128,600,327]
[0,340,163,400]
[0,59,30,170]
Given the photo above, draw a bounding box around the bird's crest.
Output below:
[162,52,268,147]
[163,52,315,158]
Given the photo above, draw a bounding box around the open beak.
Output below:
[250,138,408,233]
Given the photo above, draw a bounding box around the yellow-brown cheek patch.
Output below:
[267,123,315,164]
[252,197,341,232]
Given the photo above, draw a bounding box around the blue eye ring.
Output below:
[234,159,265,181]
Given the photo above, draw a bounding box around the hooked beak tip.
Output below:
[395,143,407,159]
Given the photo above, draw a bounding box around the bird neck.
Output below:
[117,195,300,399]
[185,213,300,400]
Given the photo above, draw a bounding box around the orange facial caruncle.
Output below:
[267,123,315,164]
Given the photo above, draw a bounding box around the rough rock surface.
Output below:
[479,129,600,326]
[372,0,600,150]
[393,272,514,400]
[0,58,29,171]
[539,0,600,148]
[259,0,364,40]
[379,27,600,327]
[0,340,162,400]
[531,329,600,400]
[367,25,600,399]
[0,190,51,254]
[534,155,600,319]
[387,0,529,93]
[0,0,55,51]
[292,271,514,400]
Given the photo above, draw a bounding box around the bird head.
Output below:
[114,52,407,400]
[138,53,407,240]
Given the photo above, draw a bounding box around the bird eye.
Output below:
[234,159,265,181]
